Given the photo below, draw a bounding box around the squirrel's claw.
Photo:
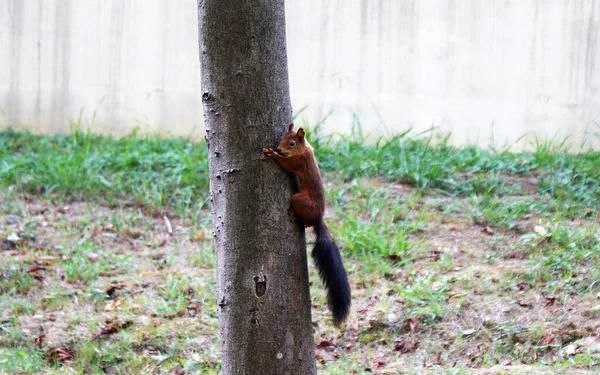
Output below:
[263,148,277,157]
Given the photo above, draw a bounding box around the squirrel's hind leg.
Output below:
[290,193,321,227]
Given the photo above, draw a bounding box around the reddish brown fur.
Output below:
[264,124,351,325]
[263,124,325,227]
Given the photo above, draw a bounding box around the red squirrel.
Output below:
[263,124,351,325]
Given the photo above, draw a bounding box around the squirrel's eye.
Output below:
[289,141,296,147]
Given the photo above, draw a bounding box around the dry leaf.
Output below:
[104,298,125,311]
[105,285,124,297]
[483,226,494,235]
[533,225,547,235]
[529,348,537,361]
[429,250,441,261]
[35,333,46,349]
[518,300,533,308]
[191,232,208,241]
[540,335,555,345]
[46,348,72,363]
[406,318,418,333]
[91,320,132,340]
[394,339,419,353]
[384,254,402,263]
[315,352,326,364]
[27,265,46,273]
[374,357,387,368]
[316,340,336,349]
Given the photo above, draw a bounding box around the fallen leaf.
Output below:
[7,233,20,243]
[518,300,533,308]
[33,273,46,282]
[191,232,208,241]
[315,352,326,364]
[384,254,402,263]
[91,320,132,340]
[394,339,419,353]
[104,298,125,311]
[540,335,555,345]
[123,229,143,239]
[316,340,336,349]
[529,348,537,361]
[534,225,547,235]
[46,348,72,363]
[27,265,46,273]
[433,352,442,365]
[406,318,418,333]
[105,285,122,297]
[544,295,557,305]
[483,226,495,235]
[35,333,46,349]
[374,357,387,368]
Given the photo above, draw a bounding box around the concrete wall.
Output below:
[1,0,599,149]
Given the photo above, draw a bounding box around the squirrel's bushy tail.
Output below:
[313,220,351,326]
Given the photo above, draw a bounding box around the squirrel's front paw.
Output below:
[263,148,277,157]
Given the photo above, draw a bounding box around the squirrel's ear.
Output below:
[297,128,305,142]
[288,123,295,132]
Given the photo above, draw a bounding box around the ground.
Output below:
[0,129,599,374]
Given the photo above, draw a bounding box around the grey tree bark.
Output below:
[198,1,316,374]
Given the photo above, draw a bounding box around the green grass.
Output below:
[1,127,599,374]
[308,127,599,219]
[0,127,209,215]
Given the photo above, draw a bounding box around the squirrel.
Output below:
[263,123,351,326]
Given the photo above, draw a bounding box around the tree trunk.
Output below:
[197,1,316,374]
